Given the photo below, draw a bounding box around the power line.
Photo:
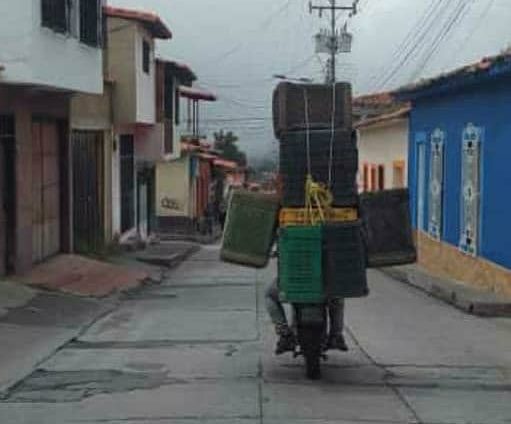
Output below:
[372,0,451,90]
[202,0,296,65]
[408,0,474,82]
[366,0,443,88]
[452,0,496,63]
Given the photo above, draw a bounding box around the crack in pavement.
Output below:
[67,338,260,349]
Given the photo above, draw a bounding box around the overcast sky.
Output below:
[110,0,511,161]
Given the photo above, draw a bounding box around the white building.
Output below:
[0,0,104,276]
[355,106,410,192]
[0,0,103,94]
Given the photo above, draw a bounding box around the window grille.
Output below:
[143,40,151,74]
[80,0,102,47]
[41,0,69,33]
[428,128,445,240]
[459,123,481,255]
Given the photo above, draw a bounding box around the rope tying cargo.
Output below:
[302,85,335,225]
[305,175,333,224]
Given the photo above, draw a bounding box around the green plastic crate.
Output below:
[221,190,280,268]
[278,226,324,303]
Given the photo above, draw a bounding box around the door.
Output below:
[72,130,104,253]
[136,168,148,240]
[0,139,6,275]
[417,143,426,231]
[0,115,15,275]
[32,120,61,264]
[120,135,135,233]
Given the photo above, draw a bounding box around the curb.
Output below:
[380,266,511,318]
[135,245,200,269]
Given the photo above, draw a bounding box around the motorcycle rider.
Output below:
[265,273,348,355]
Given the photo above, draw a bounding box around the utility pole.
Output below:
[309,0,358,83]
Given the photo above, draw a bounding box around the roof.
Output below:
[179,86,217,102]
[105,6,172,39]
[157,58,197,83]
[213,158,238,170]
[353,91,395,107]
[397,50,511,100]
[355,106,410,130]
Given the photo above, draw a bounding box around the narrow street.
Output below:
[0,245,510,424]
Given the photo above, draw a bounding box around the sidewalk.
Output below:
[0,280,111,395]
[0,242,201,397]
[381,264,511,317]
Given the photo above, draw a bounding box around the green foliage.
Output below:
[214,130,247,166]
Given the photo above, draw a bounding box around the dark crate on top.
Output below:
[221,190,280,268]
[278,226,324,303]
[360,188,417,268]
[323,221,369,298]
[279,130,358,207]
[273,82,352,138]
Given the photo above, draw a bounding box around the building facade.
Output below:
[104,6,172,242]
[0,0,104,276]
[400,52,511,296]
[356,107,409,192]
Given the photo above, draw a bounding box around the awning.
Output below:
[179,86,217,102]
[105,6,172,39]
[213,158,238,170]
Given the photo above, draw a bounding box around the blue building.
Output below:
[398,52,511,295]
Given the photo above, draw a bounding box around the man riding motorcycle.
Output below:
[265,252,348,354]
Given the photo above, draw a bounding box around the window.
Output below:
[80,0,101,47]
[393,160,405,188]
[143,40,151,74]
[164,78,174,120]
[362,163,369,192]
[428,128,445,240]
[370,165,377,191]
[175,89,181,126]
[41,0,69,33]
[459,123,482,255]
[164,119,174,155]
[377,165,385,191]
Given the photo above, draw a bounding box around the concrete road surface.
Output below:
[1,245,511,423]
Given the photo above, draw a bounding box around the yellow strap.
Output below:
[304,174,333,225]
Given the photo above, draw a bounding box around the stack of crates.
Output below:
[273,81,368,303]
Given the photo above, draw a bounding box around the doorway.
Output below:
[32,119,61,263]
[72,130,104,253]
[0,115,15,275]
[120,135,135,233]
[417,142,426,231]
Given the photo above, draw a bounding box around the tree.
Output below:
[213,130,247,166]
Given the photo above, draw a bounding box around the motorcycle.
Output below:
[292,303,329,380]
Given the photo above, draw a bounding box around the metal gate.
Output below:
[0,115,15,275]
[32,119,61,263]
[72,130,104,253]
[120,135,135,233]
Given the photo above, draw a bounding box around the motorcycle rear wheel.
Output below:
[305,351,321,380]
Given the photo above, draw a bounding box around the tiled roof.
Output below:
[355,106,410,129]
[213,158,238,170]
[397,50,511,98]
[353,91,395,107]
[105,6,172,39]
[179,86,217,102]
[156,58,197,82]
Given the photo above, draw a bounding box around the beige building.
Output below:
[104,6,172,241]
[355,106,410,193]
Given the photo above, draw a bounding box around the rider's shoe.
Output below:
[327,333,348,351]
[275,327,297,355]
